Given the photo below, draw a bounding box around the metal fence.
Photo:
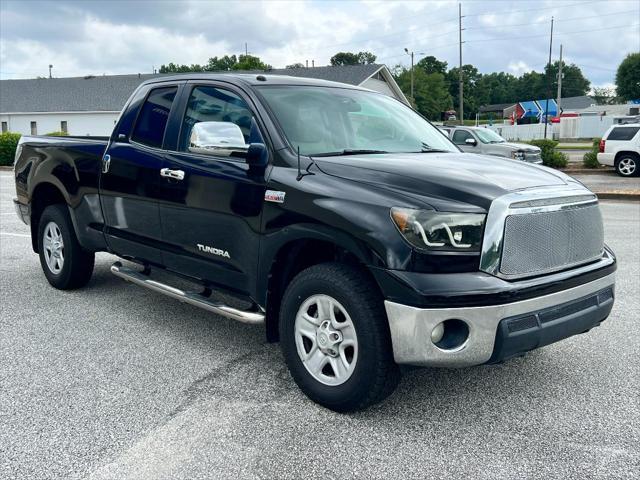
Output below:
[487,116,615,141]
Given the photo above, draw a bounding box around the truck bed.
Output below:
[14,135,109,206]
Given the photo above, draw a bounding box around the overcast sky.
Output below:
[1,0,638,89]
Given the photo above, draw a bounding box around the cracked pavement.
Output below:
[1,171,639,479]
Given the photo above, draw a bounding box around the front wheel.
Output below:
[279,263,400,412]
[37,204,95,289]
[615,154,638,177]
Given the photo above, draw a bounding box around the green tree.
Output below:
[545,61,590,98]
[416,56,447,75]
[357,51,377,64]
[233,54,271,70]
[616,52,640,101]
[285,62,305,69]
[159,62,204,73]
[396,68,452,120]
[591,86,617,105]
[475,72,519,105]
[330,51,377,66]
[514,70,546,100]
[446,65,481,119]
[160,54,271,73]
[205,55,239,71]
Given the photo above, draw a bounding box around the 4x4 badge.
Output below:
[265,190,286,203]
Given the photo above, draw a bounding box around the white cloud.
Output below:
[508,61,532,76]
[0,0,637,85]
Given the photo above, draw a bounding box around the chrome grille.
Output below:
[500,202,604,277]
[524,151,542,162]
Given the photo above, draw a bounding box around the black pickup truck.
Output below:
[13,74,616,411]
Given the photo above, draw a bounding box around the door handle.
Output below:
[160,168,185,181]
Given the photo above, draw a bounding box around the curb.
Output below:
[0,166,13,171]
[595,192,640,201]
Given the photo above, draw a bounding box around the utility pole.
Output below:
[458,3,464,125]
[48,64,53,79]
[245,42,248,56]
[543,17,554,139]
[557,44,563,115]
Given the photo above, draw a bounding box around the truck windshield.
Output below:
[475,128,505,144]
[257,86,458,156]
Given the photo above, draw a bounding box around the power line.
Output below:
[464,9,639,31]
[465,23,639,44]
[465,0,600,17]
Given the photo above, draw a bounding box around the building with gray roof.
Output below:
[0,65,407,136]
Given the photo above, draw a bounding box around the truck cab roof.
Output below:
[139,73,371,91]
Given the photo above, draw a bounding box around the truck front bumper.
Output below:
[384,272,615,367]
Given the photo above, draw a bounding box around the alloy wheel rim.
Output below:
[294,294,358,386]
[619,158,636,175]
[43,221,64,274]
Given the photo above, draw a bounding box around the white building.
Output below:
[0,65,408,137]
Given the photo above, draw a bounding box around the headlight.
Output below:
[511,150,525,160]
[391,208,485,252]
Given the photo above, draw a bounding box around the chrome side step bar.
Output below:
[110,262,265,325]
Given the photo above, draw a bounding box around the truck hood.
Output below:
[497,142,541,152]
[314,152,573,211]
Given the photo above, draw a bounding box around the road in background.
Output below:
[1,171,639,480]
[569,172,640,195]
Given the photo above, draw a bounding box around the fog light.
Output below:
[432,319,469,351]
[431,322,445,343]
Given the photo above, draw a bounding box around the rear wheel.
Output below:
[38,204,95,289]
[279,262,400,412]
[615,154,638,177]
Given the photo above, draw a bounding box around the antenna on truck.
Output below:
[296,146,316,181]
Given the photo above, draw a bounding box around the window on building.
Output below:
[30,121,37,135]
[131,86,178,148]
[1,121,7,133]
[60,121,68,134]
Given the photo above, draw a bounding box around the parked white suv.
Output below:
[597,124,640,177]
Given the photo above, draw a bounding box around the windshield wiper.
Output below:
[417,147,450,153]
[313,149,389,157]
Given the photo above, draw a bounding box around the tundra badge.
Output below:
[197,244,231,259]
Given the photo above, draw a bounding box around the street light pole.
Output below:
[544,17,554,139]
[557,44,563,114]
[404,48,414,101]
[459,3,464,125]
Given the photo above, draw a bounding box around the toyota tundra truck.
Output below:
[12,74,616,412]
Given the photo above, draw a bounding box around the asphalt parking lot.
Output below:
[1,171,639,480]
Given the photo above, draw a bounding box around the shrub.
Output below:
[528,139,563,167]
[582,137,601,169]
[0,132,21,167]
[45,131,68,136]
[546,151,568,168]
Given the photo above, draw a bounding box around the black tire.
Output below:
[37,204,95,290]
[615,154,639,177]
[279,262,400,412]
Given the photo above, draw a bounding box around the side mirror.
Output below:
[246,143,268,168]
[189,121,248,156]
[465,138,478,146]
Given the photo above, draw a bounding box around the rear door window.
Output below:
[607,127,640,141]
[131,86,178,148]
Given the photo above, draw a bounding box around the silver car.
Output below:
[446,126,542,164]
